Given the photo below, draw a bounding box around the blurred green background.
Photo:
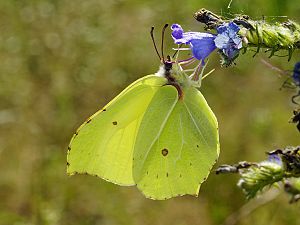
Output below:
[0,0,299,225]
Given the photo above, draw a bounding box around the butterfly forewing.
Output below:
[67,75,167,185]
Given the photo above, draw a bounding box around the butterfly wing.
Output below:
[133,86,219,199]
[67,75,167,185]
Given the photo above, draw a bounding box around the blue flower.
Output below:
[214,22,243,59]
[292,62,300,85]
[267,153,282,166]
[171,24,216,63]
[171,23,243,65]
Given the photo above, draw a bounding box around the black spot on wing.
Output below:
[86,118,92,123]
[112,121,118,125]
[161,148,169,156]
[103,108,106,112]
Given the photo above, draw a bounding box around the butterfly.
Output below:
[67,25,219,200]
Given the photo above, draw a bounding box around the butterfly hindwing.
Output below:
[133,86,219,199]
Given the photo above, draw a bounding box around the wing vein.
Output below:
[183,102,209,148]
[175,111,184,164]
[112,127,126,179]
[139,97,178,175]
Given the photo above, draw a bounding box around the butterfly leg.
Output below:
[288,47,294,61]
[280,78,295,90]
[291,91,300,105]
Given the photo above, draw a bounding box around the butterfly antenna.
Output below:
[161,24,169,63]
[150,26,161,61]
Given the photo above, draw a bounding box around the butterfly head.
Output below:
[150,25,174,77]
[163,55,172,72]
[150,24,185,100]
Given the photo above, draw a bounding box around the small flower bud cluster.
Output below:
[216,146,300,202]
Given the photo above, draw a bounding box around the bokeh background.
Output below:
[0,0,299,225]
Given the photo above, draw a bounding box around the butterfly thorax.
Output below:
[163,60,174,82]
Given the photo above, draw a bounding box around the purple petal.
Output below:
[267,154,282,166]
[214,34,230,49]
[232,37,243,48]
[223,47,238,59]
[228,22,240,39]
[217,24,227,34]
[215,22,242,59]
[171,24,182,30]
[171,24,184,40]
[171,23,216,45]
[228,22,240,33]
[190,37,216,62]
[173,31,215,45]
[171,24,217,62]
